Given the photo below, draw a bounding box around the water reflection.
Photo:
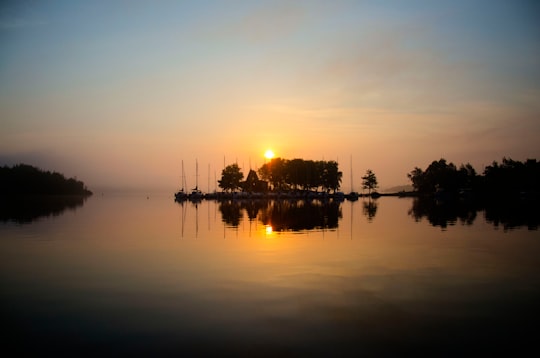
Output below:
[212,196,539,231]
[260,199,342,232]
[484,199,540,231]
[408,197,479,229]
[0,195,87,224]
[409,197,539,230]
[219,200,269,227]
[362,199,378,222]
[218,199,342,231]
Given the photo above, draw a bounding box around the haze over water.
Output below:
[2,1,539,190]
[2,194,539,356]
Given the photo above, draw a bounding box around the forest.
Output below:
[0,164,92,196]
[407,158,539,198]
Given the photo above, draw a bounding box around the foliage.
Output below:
[407,157,539,197]
[218,163,244,192]
[482,158,540,196]
[407,159,462,194]
[320,160,342,193]
[361,169,378,194]
[258,158,342,193]
[258,157,288,191]
[0,164,92,196]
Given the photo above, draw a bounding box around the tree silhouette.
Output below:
[0,164,92,196]
[361,169,378,195]
[321,160,342,193]
[218,164,244,192]
[407,159,462,194]
[258,158,342,192]
[259,157,287,191]
[483,158,540,196]
[407,157,538,198]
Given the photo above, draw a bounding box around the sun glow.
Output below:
[264,149,275,160]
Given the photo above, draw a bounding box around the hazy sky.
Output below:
[1,0,539,191]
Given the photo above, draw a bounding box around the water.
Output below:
[1,193,539,356]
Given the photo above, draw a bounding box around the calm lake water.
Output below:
[1,193,539,357]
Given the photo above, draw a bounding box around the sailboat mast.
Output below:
[182,160,186,191]
[350,155,354,192]
[195,159,199,190]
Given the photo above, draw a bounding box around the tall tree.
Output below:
[408,159,459,194]
[483,157,540,195]
[321,160,342,193]
[258,158,342,192]
[361,169,378,195]
[258,158,287,191]
[407,167,425,192]
[218,164,244,192]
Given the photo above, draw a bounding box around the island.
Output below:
[0,164,92,196]
[0,164,92,223]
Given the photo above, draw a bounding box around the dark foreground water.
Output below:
[1,193,539,357]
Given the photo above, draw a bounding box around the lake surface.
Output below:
[1,193,539,356]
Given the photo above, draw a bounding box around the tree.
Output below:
[457,163,478,190]
[483,157,540,195]
[361,169,378,195]
[218,164,244,192]
[407,159,459,194]
[0,163,92,196]
[321,160,342,193]
[258,158,342,192]
[407,167,425,192]
[258,157,287,191]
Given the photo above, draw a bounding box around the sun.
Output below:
[264,149,275,160]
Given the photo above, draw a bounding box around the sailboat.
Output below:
[174,161,189,202]
[188,159,203,201]
[347,155,359,201]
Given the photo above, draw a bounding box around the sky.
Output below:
[1,0,539,192]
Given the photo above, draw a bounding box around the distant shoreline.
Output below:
[0,164,92,197]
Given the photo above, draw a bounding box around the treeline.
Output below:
[259,158,342,192]
[0,164,92,196]
[219,158,342,193]
[408,158,539,197]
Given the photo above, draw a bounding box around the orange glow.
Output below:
[265,225,273,235]
[264,149,275,160]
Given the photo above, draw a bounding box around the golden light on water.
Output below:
[264,149,275,160]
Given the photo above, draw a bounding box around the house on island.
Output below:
[241,170,268,193]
